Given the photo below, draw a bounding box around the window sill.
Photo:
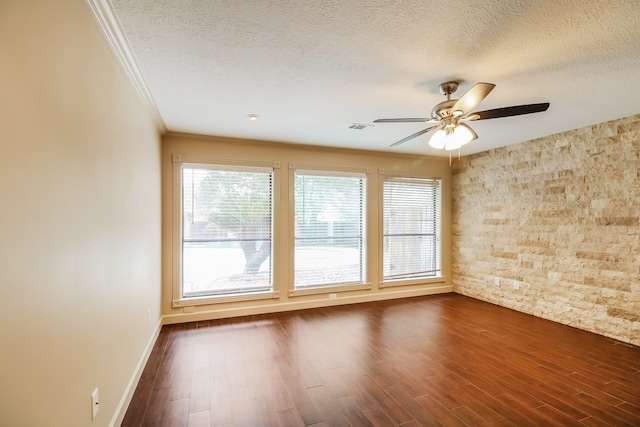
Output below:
[378,276,446,289]
[288,282,371,297]
[172,290,280,307]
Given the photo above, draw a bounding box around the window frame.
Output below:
[171,155,281,307]
[378,172,445,288]
[287,163,371,297]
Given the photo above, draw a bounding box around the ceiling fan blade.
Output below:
[465,103,550,121]
[374,118,433,123]
[390,125,439,147]
[450,82,495,116]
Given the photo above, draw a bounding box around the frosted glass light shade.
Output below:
[429,123,478,150]
[428,129,447,149]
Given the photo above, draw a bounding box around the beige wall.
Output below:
[452,115,640,346]
[0,1,162,426]
[162,133,452,322]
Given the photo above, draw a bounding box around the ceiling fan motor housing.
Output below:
[432,99,457,119]
[433,81,462,119]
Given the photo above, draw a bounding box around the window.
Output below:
[294,169,366,290]
[383,176,441,284]
[171,155,444,306]
[178,163,274,302]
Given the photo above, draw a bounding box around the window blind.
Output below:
[181,165,273,297]
[294,170,366,288]
[383,176,441,281]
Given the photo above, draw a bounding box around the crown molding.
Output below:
[86,0,166,133]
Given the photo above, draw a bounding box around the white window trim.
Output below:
[377,170,445,289]
[378,276,445,289]
[287,163,372,297]
[172,291,279,308]
[171,154,281,307]
[288,282,371,297]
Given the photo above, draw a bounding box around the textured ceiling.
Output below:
[110,0,640,157]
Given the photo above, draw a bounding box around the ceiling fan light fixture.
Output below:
[375,81,549,151]
[429,123,477,150]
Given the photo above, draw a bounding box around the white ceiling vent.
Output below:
[349,123,373,130]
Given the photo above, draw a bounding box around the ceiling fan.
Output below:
[374,81,550,150]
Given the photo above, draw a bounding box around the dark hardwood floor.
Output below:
[122,294,640,426]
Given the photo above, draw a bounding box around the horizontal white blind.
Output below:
[181,166,273,297]
[294,170,366,288]
[383,176,441,281]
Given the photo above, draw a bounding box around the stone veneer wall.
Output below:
[452,114,640,346]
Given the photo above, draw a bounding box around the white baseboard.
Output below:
[110,318,163,427]
[163,285,452,324]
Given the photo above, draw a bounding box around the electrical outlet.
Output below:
[494,277,500,286]
[329,293,337,299]
[91,388,99,420]
[513,280,520,290]
[147,308,151,325]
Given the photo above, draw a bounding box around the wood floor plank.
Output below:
[526,383,590,421]
[316,366,350,399]
[123,294,640,427]
[189,351,210,413]
[279,374,323,426]
[335,395,376,427]
[209,379,233,426]
[572,391,639,426]
[617,401,640,418]
[533,404,585,426]
[491,392,570,427]
[356,374,414,425]
[162,398,189,427]
[121,377,155,426]
[448,383,505,423]
[273,406,305,427]
[333,372,380,413]
[268,375,297,413]
[449,405,487,426]
[391,363,437,399]
[419,375,466,410]
[140,387,172,426]
[601,379,640,407]
[187,410,210,427]
[391,386,466,426]
[363,406,397,427]
[305,384,354,427]
[546,372,624,407]
[484,374,545,410]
